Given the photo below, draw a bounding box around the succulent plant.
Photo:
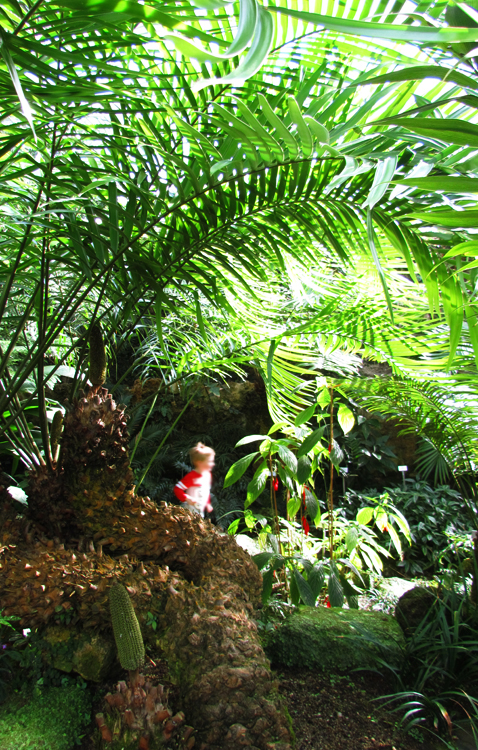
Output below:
[109,583,145,672]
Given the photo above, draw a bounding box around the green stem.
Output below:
[328,386,334,560]
[136,393,195,489]
[130,391,160,463]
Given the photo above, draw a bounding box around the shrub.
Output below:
[343,480,471,575]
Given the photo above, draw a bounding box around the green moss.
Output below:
[264,606,405,671]
[0,684,92,750]
[282,702,296,745]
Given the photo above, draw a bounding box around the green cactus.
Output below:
[109,584,145,671]
[88,322,107,387]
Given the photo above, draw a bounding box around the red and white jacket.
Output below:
[174,470,213,514]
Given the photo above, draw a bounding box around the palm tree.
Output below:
[2,1,478,746]
[2,0,476,466]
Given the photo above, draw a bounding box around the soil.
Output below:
[82,661,443,750]
[276,667,441,750]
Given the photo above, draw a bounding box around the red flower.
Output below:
[326,598,331,608]
[302,516,310,535]
[328,443,332,453]
[273,477,279,492]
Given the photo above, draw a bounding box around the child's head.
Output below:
[189,442,215,472]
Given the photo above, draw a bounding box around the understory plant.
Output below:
[225,389,411,607]
[253,495,410,609]
[343,481,471,576]
[371,588,478,744]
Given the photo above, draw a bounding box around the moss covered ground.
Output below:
[0,683,92,750]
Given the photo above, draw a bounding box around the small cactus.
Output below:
[88,322,107,387]
[109,584,145,671]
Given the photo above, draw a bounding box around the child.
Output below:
[174,442,214,518]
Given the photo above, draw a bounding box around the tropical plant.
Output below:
[342,415,398,479]
[373,589,478,742]
[243,489,410,607]
[351,376,478,497]
[343,481,472,575]
[3,0,478,484]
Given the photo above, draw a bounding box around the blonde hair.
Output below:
[189,442,214,465]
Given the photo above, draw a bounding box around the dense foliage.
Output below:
[2,0,478,493]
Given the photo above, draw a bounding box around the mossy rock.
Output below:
[395,586,438,634]
[43,626,116,682]
[264,606,405,670]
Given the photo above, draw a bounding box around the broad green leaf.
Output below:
[258,94,299,158]
[358,65,478,91]
[308,564,326,600]
[268,421,289,434]
[362,156,397,210]
[223,452,257,488]
[305,489,319,524]
[405,210,478,228]
[294,403,316,426]
[304,116,330,145]
[287,495,301,518]
[374,509,389,532]
[228,518,240,535]
[296,455,311,484]
[236,434,269,447]
[389,509,411,541]
[245,462,269,507]
[345,527,359,554]
[252,551,274,570]
[443,241,478,258]
[387,524,402,557]
[337,404,355,435]
[277,443,298,474]
[328,571,344,608]
[293,570,316,606]
[226,0,258,56]
[317,388,331,408]
[297,428,325,458]
[289,570,300,606]
[288,96,313,157]
[356,506,374,525]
